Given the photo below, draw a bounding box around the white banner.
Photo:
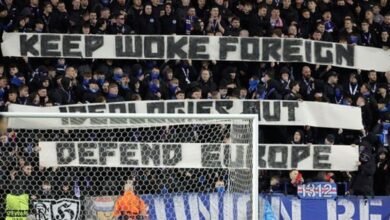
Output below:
[39,142,251,169]
[259,144,359,171]
[39,142,359,170]
[2,33,390,71]
[8,100,363,130]
[33,199,80,220]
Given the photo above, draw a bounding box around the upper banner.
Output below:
[7,100,363,130]
[2,33,390,71]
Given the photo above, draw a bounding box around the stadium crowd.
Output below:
[0,0,390,212]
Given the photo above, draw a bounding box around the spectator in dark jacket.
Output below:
[206,6,226,35]
[41,1,53,33]
[135,4,161,34]
[94,19,108,34]
[160,3,178,35]
[285,81,302,100]
[279,67,291,96]
[146,79,164,100]
[106,82,124,103]
[299,66,316,101]
[126,0,143,30]
[225,17,241,36]
[324,71,343,103]
[37,86,51,106]
[51,77,74,105]
[256,71,283,100]
[361,20,380,47]
[220,67,240,93]
[382,13,390,32]
[307,0,321,21]
[22,0,40,29]
[68,0,83,33]
[333,0,352,27]
[109,13,132,34]
[339,18,361,45]
[280,0,299,26]
[374,148,390,195]
[368,70,378,94]
[38,180,55,200]
[50,1,69,33]
[110,0,128,16]
[0,0,17,32]
[151,0,163,18]
[197,69,217,99]
[236,2,253,32]
[249,5,270,36]
[118,74,133,101]
[174,60,197,91]
[379,30,390,49]
[17,85,28,105]
[351,140,376,196]
[82,79,101,103]
[343,72,359,97]
[314,21,333,42]
[299,9,314,39]
[356,95,374,132]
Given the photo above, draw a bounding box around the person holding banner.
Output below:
[113,180,148,220]
[350,139,376,196]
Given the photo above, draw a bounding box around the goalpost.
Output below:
[1,113,258,220]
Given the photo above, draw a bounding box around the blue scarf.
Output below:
[151,71,159,80]
[11,76,23,87]
[335,87,343,104]
[0,88,5,99]
[149,83,160,94]
[169,84,178,95]
[113,73,122,82]
[121,84,131,91]
[248,79,259,92]
[82,79,90,89]
[97,78,105,86]
[107,93,118,99]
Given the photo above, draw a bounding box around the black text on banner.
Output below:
[39,142,359,171]
[39,142,252,169]
[8,100,363,130]
[258,144,359,171]
[2,33,390,71]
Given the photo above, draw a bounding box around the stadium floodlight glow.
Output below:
[2,112,258,220]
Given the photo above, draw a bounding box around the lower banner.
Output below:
[38,141,359,171]
[82,194,390,220]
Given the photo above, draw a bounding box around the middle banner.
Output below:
[8,100,362,130]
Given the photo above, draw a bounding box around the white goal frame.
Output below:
[1,112,259,219]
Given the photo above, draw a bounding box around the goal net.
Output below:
[0,113,258,220]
